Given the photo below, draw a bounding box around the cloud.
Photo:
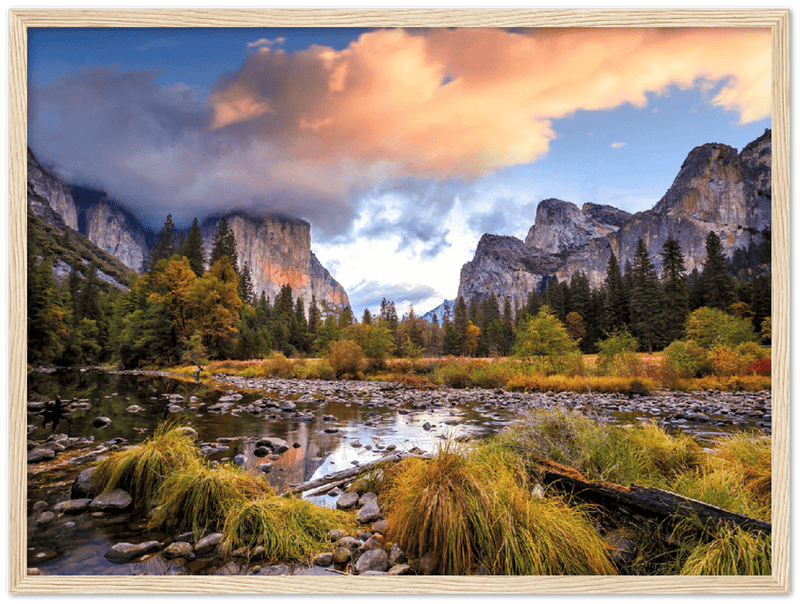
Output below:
[29,27,770,237]
[611,142,626,149]
[348,279,437,310]
[247,37,286,50]
[134,38,182,52]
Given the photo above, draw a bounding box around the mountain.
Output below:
[421,300,455,325]
[27,147,350,309]
[201,213,350,309]
[457,129,772,307]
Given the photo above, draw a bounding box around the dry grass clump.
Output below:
[150,461,274,538]
[92,425,201,506]
[670,521,771,575]
[222,497,355,562]
[382,441,615,575]
[498,408,702,488]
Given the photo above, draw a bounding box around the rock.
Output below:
[313,552,334,567]
[194,532,223,555]
[371,519,389,534]
[256,437,289,453]
[336,536,363,550]
[359,534,385,552]
[323,427,339,434]
[174,427,198,440]
[92,416,112,429]
[233,454,247,466]
[280,401,297,412]
[125,405,143,413]
[218,394,243,403]
[175,532,194,543]
[357,500,381,524]
[351,440,363,448]
[417,552,437,575]
[422,422,432,431]
[27,568,42,575]
[167,405,183,413]
[327,529,346,542]
[253,446,270,458]
[71,467,97,499]
[388,564,411,575]
[388,543,407,567]
[32,501,48,511]
[89,488,133,512]
[333,547,352,565]
[354,549,389,574]
[27,448,55,463]
[256,463,273,473]
[36,511,55,525]
[54,498,92,514]
[105,541,161,562]
[359,492,377,506]
[336,492,359,510]
[257,564,291,575]
[163,541,194,559]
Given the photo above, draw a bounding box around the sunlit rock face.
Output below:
[27,148,78,230]
[202,212,349,309]
[458,129,772,306]
[84,200,149,273]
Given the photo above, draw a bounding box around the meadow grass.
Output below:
[666,520,771,575]
[92,424,201,507]
[382,440,615,575]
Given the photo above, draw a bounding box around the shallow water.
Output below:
[25,369,769,575]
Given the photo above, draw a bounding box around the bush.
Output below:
[326,339,365,378]
[260,353,295,379]
[514,307,584,375]
[685,307,759,349]
[296,360,336,381]
[707,346,748,377]
[662,340,707,378]
[595,330,642,376]
[677,524,771,575]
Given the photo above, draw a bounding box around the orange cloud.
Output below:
[209,27,770,180]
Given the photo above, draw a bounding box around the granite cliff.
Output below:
[201,213,350,309]
[458,130,772,307]
[27,148,78,231]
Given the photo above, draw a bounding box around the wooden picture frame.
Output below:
[8,8,790,594]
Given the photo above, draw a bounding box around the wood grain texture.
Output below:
[7,8,790,595]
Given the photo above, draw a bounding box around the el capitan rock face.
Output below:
[202,213,349,309]
[83,199,150,273]
[458,130,772,306]
[27,148,79,231]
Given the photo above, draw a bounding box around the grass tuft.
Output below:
[675,522,771,575]
[92,424,201,507]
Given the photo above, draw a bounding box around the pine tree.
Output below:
[181,217,206,276]
[240,262,254,305]
[603,251,628,333]
[629,239,661,352]
[210,217,239,274]
[362,308,373,325]
[660,236,690,344]
[147,214,178,271]
[701,231,736,310]
[453,296,468,355]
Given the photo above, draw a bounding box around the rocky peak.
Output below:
[202,212,349,309]
[82,197,150,273]
[525,198,628,254]
[27,148,78,230]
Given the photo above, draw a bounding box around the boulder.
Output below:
[90,488,133,512]
[54,498,92,515]
[194,532,223,555]
[256,437,289,453]
[333,547,351,565]
[163,541,194,559]
[105,541,161,562]
[336,492,359,510]
[357,500,381,524]
[27,448,55,463]
[71,467,96,498]
[92,416,112,429]
[354,549,389,574]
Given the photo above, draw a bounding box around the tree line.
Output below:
[28,213,770,368]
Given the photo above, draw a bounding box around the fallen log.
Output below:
[541,469,771,536]
[283,452,429,497]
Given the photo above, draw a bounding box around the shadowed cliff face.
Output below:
[27,148,79,231]
[202,213,349,309]
[458,130,772,307]
[84,200,149,272]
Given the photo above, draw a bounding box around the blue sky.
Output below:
[27,26,771,318]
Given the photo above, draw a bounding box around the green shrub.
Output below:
[326,339,365,377]
[595,329,641,376]
[260,353,295,378]
[514,307,584,376]
[685,307,759,349]
[662,340,707,378]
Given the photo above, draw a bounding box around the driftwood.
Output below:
[283,452,429,497]
[541,469,771,536]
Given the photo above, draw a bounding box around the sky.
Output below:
[27,26,771,318]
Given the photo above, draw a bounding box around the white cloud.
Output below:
[611,142,626,149]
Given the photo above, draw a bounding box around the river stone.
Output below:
[388,544,407,566]
[388,564,411,575]
[336,492,359,510]
[327,529,346,542]
[126,405,143,413]
[253,446,270,458]
[194,532,223,555]
[371,519,389,534]
[33,501,48,511]
[233,454,247,466]
[36,511,55,525]
[256,463,273,473]
[257,437,289,453]
[333,547,351,565]
[359,534,385,551]
[218,394,242,402]
[422,422,432,431]
[357,500,381,524]
[27,448,55,463]
[163,541,194,559]
[105,541,161,562]
[258,564,290,575]
[417,552,436,575]
[313,552,334,567]
[359,492,377,506]
[280,401,297,412]
[90,488,133,512]
[336,536,363,550]
[355,549,389,574]
[323,427,339,434]
[175,532,194,543]
[173,427,198,441]
[54,498,92,514]
[92,416,112,429]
